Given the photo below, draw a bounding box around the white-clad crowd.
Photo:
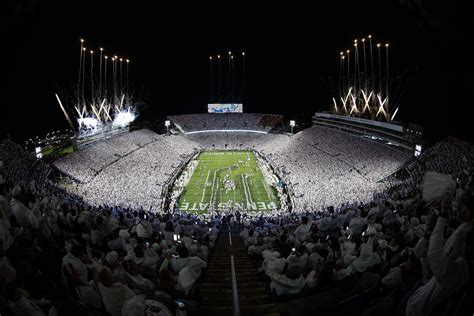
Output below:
[54,126,410,214]
[1,140,220,315]
[2,128,473,315]
[168,113,282,133]
[234,137,474,315]
[292,126,409,181]
[54,130,161,183]
[72,135,198,211]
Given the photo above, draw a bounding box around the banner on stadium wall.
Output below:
[208,103,243,113]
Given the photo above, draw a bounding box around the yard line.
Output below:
[201,170,211,202]
[245,175,253,204]
[209,170,217,210]
[241,174,250,205]
[261,179,275,201]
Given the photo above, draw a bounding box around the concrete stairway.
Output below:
[193,232,278,316]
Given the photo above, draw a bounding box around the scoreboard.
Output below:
[208,103,243,113]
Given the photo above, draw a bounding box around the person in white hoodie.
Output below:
[248,237,269,256]
[269,264,305,296]
[169,246,207,294]
[98,266,144,316]
[293,216,312,245]
[10,186,32,228]
[61,242,102,309]
[352,236,374,273]
[171,246,207,276]
[135,212,153,240]
[104,251,127,284]
[286,245,308,273]
[406,195,472,316]
[333,259,353,281]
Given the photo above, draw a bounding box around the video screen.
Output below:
[414,144,422,157]
[208,103,243,113]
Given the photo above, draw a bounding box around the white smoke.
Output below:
[78,117,100,130]
[112,108,136,128]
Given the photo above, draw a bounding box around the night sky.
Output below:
[3,1,472,143]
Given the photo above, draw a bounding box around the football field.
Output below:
[176,150,279,213]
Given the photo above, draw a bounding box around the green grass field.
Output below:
[176,150,279,213]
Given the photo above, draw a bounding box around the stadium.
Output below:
[51,114,412,217]
[2,2,472,316]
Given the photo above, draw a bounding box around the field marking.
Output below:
[246,175,254,204]
[209,170,217,210]
[239,174,245,205]
[261,179,275,201]
[177,150,280,212]
[201,170,211,202]
[241,174,253,205]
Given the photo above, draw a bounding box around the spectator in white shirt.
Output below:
[269,265,305,296]
[406,195,472,316]
[294,216,312,244]
[135,211,153,239]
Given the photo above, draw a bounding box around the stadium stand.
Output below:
[51,127,410,212]
[168,113,283,134]
[313,112,424,153]
[1,128,473,316]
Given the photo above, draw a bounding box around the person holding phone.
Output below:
[163,221,176,247]
[294,216,312,244]
[286,245,308,273]
[135,211,153,240]
[159,252,178,294]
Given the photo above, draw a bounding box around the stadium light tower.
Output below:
[165,120,170,134]
[290,120,295,134]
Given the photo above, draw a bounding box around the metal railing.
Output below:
[229,231,241,316]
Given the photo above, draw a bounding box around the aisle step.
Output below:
[193,232,277,316]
